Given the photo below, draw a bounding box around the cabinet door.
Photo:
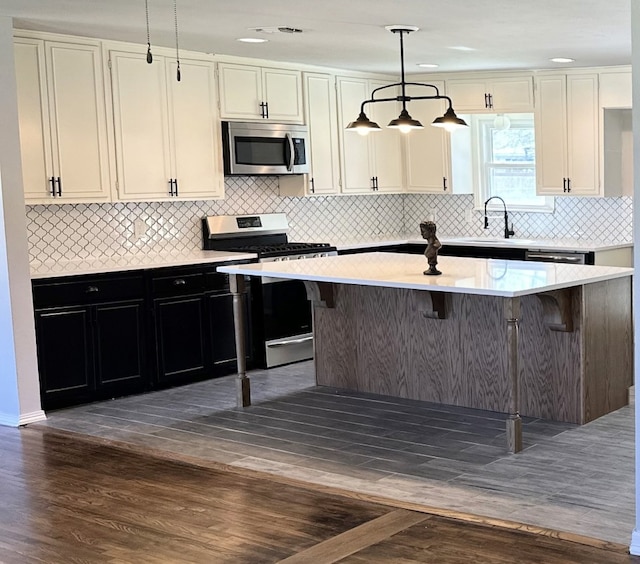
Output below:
[263,68,304,122]
[489,77,534,112]
[35,306,93,410]
[166,58,224,200]
[368,81,403,192]
[44,41,111,202]
[566,74,599,195]
[446,79,489,111]
[337,77,374,193]
[94,301,147,397]
[14,38,111,204]
[14,39,53,200]
[404,82,450,193]
[110,50,173,200]
[207,292,252,375]
[153,296,209,385]
[534,75,568,195]
[599,70,632,108]
[217,63,262,120]
[304,73,340,194]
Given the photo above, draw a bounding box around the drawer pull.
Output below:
[173,279,187,286]
[85,286,100,293]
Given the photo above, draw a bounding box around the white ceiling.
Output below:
[0,0,632,75]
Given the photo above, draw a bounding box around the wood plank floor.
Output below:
[0,425,637,563]
[41,361,636,546]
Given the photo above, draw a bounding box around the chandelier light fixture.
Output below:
[346,25,468,136]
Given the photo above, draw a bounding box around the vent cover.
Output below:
[251,26,303,34]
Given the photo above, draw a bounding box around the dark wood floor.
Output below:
[1,425,638,563]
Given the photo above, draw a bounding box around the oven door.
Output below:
[260,277,313,367]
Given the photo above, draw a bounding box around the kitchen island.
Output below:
[218,253,633,453]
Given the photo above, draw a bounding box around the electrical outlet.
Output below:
[134,219,147,240]
[465,209,474,224]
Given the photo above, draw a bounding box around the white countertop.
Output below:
[217,252,633,298]
[30,250,257,279]
[327,233,632,253]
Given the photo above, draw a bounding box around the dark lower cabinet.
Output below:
[148,266,252,388]
[33,273,148,410]
[32,261,252,410]
[35,306,93,409]
[153,295,208,385]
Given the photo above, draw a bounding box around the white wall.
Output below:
[630,0,640,556]
[0,16,44,426]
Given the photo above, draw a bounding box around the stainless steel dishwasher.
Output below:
[524,250,592,264]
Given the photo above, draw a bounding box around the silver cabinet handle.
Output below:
[173,278,187,286]
[526,253,584,263]
[285,133,294,171]
[85,286,100,293]
[267,336,313,348]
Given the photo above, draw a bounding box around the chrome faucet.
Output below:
[484,196,515,239]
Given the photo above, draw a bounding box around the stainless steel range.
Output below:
[202,213,337,368]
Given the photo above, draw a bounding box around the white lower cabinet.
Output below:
[337,76,404,193]
[109,49,223,201]
[535,73,600,196]
[279,72,341,197]
[15,37,111,203]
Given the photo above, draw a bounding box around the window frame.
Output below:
[470,113,555,213]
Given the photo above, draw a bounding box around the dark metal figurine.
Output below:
[420,220,442,276]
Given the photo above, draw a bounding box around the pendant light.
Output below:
[145,0,153,63]
[346,26,468,135]
[174,0,181,81]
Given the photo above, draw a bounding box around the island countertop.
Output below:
[217,252,634,298]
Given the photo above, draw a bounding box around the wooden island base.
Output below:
[311,277,632,426]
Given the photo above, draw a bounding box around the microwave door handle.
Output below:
[285,133,294,171]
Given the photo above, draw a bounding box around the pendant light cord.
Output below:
[145,0,153,63]
[174,0,181,81]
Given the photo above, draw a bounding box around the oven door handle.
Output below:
[267,335,314,347]
[285,133,294,171]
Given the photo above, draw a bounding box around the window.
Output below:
[465,114,554,212]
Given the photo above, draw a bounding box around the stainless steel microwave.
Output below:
[222,121,310,175]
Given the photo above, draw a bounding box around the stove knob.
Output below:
[281,256,289,261]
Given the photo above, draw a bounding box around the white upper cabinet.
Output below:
[535,73,600,196]
[217,62,303,122]
[279,72,341,197]
[14,37,111,204]
[109,49,223,201]
[446,75,534,112]
[404,81,454,194]
[336,76,403,194]
[599,69,632,108]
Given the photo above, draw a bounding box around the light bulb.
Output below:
[356,128,371,136]
[398,124,413,133]
[493,114,511,130]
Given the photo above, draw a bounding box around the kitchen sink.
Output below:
[445,238,540,245]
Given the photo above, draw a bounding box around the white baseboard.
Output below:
[0,409,46,427]
[630,528,640,555]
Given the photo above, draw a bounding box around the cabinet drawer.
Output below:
[33,275,144,308]
[151,273,205,296]
[205,272,230,293]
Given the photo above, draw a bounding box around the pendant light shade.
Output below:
[431,107,468,131]
[346,111,382,136]
[387,109,424,132]
[346,26,467,134]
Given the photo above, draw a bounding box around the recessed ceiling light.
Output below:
[450,46,476,52]
[417,63,439,68]
[550,57,575,63]
[237,37,268,43]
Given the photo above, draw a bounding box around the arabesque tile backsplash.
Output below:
[26,176,633,263]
